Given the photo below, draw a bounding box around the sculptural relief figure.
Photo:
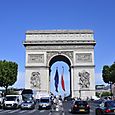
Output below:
[30,72,41,89]
[78,70,90,89]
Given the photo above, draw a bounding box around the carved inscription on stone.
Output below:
[28,54,44,63]
[76,53,92,63]
[78,70,90,89]
[30,72,41,89]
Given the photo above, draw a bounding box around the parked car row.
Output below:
[1,96,52,110]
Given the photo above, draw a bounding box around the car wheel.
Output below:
[38,106,41,110]
[86,110,90,114]
[3,106,6,110]
[96,110,103,115]
[95,110,98,115]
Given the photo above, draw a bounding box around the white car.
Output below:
[91,96,100,100]
[38,97,52,109]
[3,95,21,109]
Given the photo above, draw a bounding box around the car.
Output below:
[38,97,52,109]
[20,100,35,110]
[0,91,4,108]
[3,95,20,109]
[95,100,115,115]
[70,100,90,114]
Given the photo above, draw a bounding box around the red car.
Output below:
[70,100,90,114]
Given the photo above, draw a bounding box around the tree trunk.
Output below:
[5,85,8,96]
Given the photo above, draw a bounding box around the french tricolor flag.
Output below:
[61,66,65,91]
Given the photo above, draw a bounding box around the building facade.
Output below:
[23,30,96,99]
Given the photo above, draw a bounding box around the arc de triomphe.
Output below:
[23,30,96,99]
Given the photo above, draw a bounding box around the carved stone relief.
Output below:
[30,72,41,89]
[78,70,90,89]
[76,53,92,63]
[26,33,94,41]
[26,45,94,50]
[28,54,44,63]
[46,51,73,64]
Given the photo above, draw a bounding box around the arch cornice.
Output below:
[26,30,94,34]
[23,40,96,46]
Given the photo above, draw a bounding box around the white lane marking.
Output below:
[48,112,52,115]
[8,109,20,113]
[0,110,11,113]
[39,110,45,113]
[19,110,27,113]
[28,109,36,113]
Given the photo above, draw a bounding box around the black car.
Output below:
[70,100,90,114]
[95,100,115,115]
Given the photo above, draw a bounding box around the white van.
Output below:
[38,97,52,109]
[3,95,21,109]
[0,91,3,108]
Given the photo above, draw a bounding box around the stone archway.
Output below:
[49,54,71,98]
[23,30,96,99]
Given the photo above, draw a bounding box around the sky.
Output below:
[0,0,115,90]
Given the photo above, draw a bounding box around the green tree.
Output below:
[102,65,111,83]
[102,63,115,84]
[0,60,18,94]
[110,63,115,83]
[101,92,111,97]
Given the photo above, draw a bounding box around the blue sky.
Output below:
[0,0,115,89]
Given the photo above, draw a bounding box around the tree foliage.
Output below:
[0,60,18,94]
[101,92,111,97]
[102,62,115,84]
[110,63,115,83]
[102,65,111,83]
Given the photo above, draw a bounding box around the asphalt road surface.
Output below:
[0,101,97,115]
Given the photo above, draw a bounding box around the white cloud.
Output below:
[13,71,25,88]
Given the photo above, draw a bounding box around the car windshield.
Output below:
[5,96,17,101]
[40,98,49,103]
[105,101,115,107]
[22,94,33,101]
[75,101,88,105]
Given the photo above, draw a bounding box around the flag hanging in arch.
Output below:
[54,67,59,92]
[61,66,65,91]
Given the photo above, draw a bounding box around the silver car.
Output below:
[38,97,52,109]
[20,100,35,110]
